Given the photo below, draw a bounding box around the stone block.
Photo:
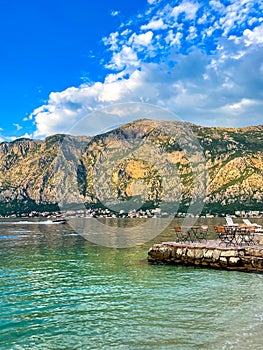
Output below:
[195,248,204,259]
[221,250,239,257]
[212,249,221,261]
[255,234,263,244]
[228,257,240,266]
[210,262,221,268]
[175,247,187,257]
[237,250,245,257]
[240,257,253,268]
[219,257,228,267]
[251,257,263,269]
[194,259,202,265]
[244,248,263,257]
[170,248,177,259]
[186,248,195,258]
[148,246,171,260]
[204,249,213,259]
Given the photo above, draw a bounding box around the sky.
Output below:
[0,0,263,141]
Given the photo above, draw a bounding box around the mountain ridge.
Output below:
[0,119,262,216]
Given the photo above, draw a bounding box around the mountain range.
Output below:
[0,119,262,216]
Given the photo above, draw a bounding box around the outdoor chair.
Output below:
[198,225,208,241]
[225,217,238,226]
[214,225,237,246]
[174,226,190,242]
[236,226,256,245]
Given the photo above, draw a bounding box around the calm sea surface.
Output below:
[0,218,263,350]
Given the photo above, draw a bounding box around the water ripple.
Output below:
[0,222,263,349]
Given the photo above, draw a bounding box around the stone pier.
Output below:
[147,240,263,272]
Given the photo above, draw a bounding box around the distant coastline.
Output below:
[1,207,263,220]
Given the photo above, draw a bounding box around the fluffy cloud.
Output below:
[13,123,22,131]
[102,32,119,51]
[165,30,183,46]
[243,24,263,46]
[106,46,139,70]
[141,18,167,31]
[111,10,120,17]
[29,0,263,138]
[218,0,255,36]
[171,0,200,20]
[31,70,148,137]
[129,31,154,47]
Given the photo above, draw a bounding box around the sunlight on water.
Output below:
[0,219,263,349]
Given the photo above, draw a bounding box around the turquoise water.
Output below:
[0,221,263,349]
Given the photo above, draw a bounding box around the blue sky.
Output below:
[0,0,263,141]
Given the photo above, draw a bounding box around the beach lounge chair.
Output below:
[242,219,262,228]
[225,217,238,226]
[242,219,263,233]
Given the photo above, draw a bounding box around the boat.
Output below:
[52,217,67,224]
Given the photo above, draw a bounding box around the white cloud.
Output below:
[186,26,197,41]
[18,132,33,139]
[106,46,140,70]
[248,16,259,26]
[31,70,148,137]
[141,18,168,31]
[111,10,120,17]
[165,30,183,46]
[171,1,200,20]
[222,98,258,112]
[197,13,208,25]
[218,0,255,36]
[13,123,22,131]
[147,0,158,4]
[121,29,132,37]
[243,24,263,46]
[102,32,120,51]
[129,31,154,48]
[209,0,225,12]
[28,0,263,137]
[3,132,33,142]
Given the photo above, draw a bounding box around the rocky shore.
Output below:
[148,241,263,272]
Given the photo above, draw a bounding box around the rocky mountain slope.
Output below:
[0,119,262,215]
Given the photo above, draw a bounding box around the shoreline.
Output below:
[1,208,263,220]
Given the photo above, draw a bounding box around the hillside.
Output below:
[0,119,262,216]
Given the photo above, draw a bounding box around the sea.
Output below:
[0,218,263,350]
